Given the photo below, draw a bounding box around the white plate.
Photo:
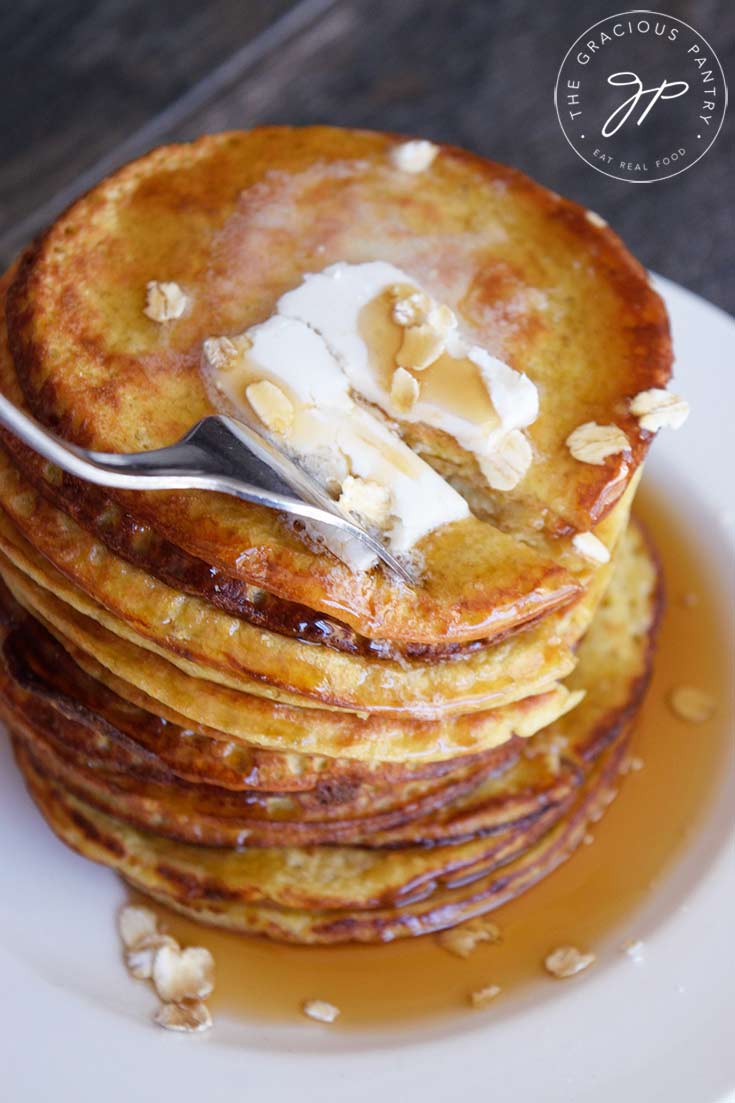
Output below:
[1,276,733,1103]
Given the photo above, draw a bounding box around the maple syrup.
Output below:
[151,488,732,1028]
[359,288,499,428]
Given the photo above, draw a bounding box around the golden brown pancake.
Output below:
[0,279,630,665]
[11,724,629,942]
[4,521,657,845]
[0,477,596,714]
[0,601,517,792]
[3,703,518,848]
[0,128,673,946]
[0,600,520,846]
[0,303,546,664]
[5,520,659,921]
[4,128,670,645]
[0,366,638,721]
[0,556,579,760]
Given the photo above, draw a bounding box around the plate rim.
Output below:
[0,274,733,1103]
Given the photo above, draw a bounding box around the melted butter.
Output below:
[146,489,730,1028]
[205,262,536,495]
[204,301,469,568]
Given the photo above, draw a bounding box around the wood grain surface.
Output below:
[1,0,732,309]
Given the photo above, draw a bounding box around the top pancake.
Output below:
[5,127,671,644]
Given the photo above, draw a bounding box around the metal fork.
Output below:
[0,393,414,585]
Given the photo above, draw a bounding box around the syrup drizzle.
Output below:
[145,489,731,1028]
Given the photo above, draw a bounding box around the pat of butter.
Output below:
[210,313,468,570]
[277,262,539,463]
[204,261,539,570]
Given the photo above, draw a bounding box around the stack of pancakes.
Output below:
[0,129,669,943]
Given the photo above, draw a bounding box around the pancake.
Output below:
[0,604,514,794]
[0,521,659,849]
[0,605,518,792]
[0,610,515,843]
[0,466,617,714]
[0,302,541,664]
[0,431,492,663]
[0,376,638,721]
[6,520,659,918]
[0,557,580,761]
[0,127,676,949]
[0,274,636,719]
[3,703,518,848]
[12,722,628,942]
[5,127,671,646]
[1,659,575,848]
[0,294,622,663]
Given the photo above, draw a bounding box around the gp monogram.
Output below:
[554,10,728,183]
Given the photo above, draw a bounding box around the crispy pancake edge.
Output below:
[4,127,671,643]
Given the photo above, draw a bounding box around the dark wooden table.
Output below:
[2,0,732,310]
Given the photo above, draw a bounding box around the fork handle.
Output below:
[0,392,321,506]
[0,392,413,584]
